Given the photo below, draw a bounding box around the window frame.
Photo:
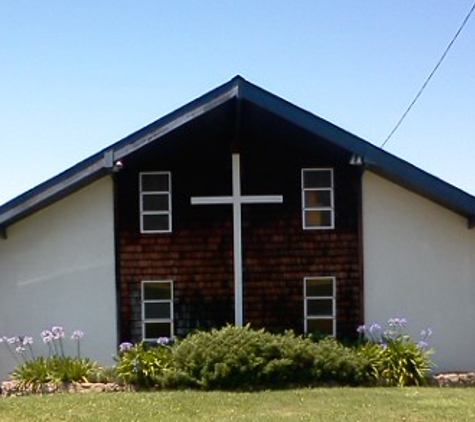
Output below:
[139,171,172,233]
[304,276,336,336]
[301,168,334,230]
[141,280,174,341]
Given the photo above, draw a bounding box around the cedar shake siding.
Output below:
[116,127,363,342]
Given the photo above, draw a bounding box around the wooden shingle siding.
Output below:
[116,135,362,342]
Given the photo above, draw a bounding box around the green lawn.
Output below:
[1,388,475,421]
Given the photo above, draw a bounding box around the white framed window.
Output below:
[142,280,173,340]
[139,172,172,233]
[304,276,336,336]
[301,168,334,229]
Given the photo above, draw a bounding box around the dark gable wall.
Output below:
[116,124,363,342]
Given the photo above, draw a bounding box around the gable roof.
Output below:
[1,75,475,232]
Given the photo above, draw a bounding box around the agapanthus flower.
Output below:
[41,330,53,343]
[51,326,65,339]
[369,323,381,333]
[421,328,432,339]
[356,325,366,334]
[388,317,407,328]
[157,337,170,345]
[119,342,133,352]
[22,336,33,346]
[417,341,429,349]
[71,330,85,341]
[15,345,26,354]
[7,336,19,345]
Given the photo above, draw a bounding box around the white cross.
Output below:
[191,153,283,326]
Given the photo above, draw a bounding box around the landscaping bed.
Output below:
[1,320,438,394]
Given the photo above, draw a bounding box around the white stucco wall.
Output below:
[0,177,117,381]
[363,172,475,372]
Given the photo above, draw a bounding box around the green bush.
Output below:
[172,325,370,390]
[312,337,373,385]
[115,341,173,388]
[356,319,434,386]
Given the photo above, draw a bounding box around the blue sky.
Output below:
[1,1,474,205]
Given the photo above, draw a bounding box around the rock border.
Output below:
[2,372,475,396]
[1,380,135,397]
[431,372,475,387]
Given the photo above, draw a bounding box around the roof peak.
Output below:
[1,77,474,231]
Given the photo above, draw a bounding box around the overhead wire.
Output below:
[381,1,475,149]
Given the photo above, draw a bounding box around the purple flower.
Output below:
[421,328,432,339]
[388,317,408,328]
[22,336,33,346]
[417,341,429,349]
[41,330,53,343]
[7,336,19,345]
[119,342,133,352]
[157,337,170,345]
[356,325,366,334]
[71,330,85,341]
[15,345,26,354]
[369,323,381,333]
[51,326,65,339]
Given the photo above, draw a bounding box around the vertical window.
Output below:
[304,276,336,336]
[302,169,334,229]
[140,172,172,233]
[142,280,173,340]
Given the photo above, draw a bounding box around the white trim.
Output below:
[301,168,334,230]
[141,280,174,341]
[191,153,283,326]
[304,276,336,336]
[139,172,172,233]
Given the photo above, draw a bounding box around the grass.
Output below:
[1,388,475,421]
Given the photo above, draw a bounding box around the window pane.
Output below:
[307,319,333,335]
[143,194,169,211]
[306,278,333,297]
[145,302,171,319]
[144,282,171,300]
[144,322,171,339]
[142,174,169,192]
[305,210,332,227]
[307,299,333,316]
[304,170,331,188]
[143,214,170,232]
[304,190,331,207]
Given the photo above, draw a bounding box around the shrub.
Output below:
[356,319,434,386]
[172,325,371,390]
[114,339,173,388]
[312,337,374,386]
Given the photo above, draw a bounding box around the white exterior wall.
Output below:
[0,177,117,381]
[363,172,475,372]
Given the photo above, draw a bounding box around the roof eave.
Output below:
[0,77,242,228]
[238,79,475,222]
[1,75,474,229]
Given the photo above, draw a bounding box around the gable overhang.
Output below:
[1,76,475,232]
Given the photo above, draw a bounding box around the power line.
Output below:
[381,2,475,149]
